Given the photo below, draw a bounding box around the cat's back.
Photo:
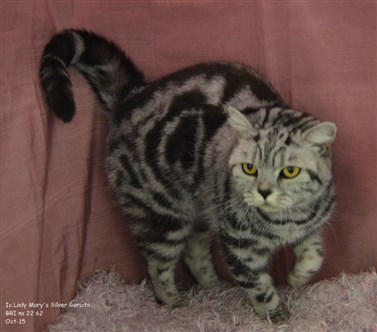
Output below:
[113,62,284,125]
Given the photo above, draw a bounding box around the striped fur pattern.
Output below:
[40,30,337,323]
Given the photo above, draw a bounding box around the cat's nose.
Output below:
[258,189,272,200]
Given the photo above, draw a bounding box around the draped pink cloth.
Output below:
[1,1,376,331]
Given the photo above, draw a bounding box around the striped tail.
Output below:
[39,29,145,122]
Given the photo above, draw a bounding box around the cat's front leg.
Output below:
[184,227,231,289]
[288,233,324,288]
[221,238,288,322]
[241,272,288,323]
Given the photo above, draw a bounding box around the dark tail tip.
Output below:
[46,89,76,123]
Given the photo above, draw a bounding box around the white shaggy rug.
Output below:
[48,269,377,332]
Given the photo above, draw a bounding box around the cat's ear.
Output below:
[227,106,256,138]
[302,122,337,154]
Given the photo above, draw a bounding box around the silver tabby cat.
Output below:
[40,30,336,323]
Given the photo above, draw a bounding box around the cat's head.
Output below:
[227,106,336,215]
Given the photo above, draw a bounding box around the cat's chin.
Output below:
[258,204,280,213]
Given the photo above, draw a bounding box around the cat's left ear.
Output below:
[227,106,256,138]
[302,122,337,155]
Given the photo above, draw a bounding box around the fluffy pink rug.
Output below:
[48,269,377,332]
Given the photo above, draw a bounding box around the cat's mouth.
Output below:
[244,193,283,214]
[259,204,279,213]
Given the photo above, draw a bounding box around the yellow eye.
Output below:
[242,163,258,176]
[282,166,300,179]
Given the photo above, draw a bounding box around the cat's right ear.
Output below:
[301,121,337,156]
[227,106,256,139]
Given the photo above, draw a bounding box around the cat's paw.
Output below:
[269,311,289,324]
[154,290,189,308]
[267,304,290,324]
[287,271,309,288]
[170,294,190,308]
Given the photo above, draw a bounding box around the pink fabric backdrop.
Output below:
[1,1,376,331]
